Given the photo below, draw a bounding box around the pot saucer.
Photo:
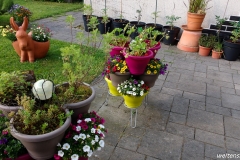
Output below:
[182,25,203,31]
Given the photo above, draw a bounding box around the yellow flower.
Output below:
[116,64,119,66]
[157,64,161,68]
[150,65,153,68]
[147,70,151,74]
[117,67,120,70]
[123,61,126,65]
[154,70,157,74]
[154,66,156,68]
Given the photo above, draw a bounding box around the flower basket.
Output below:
[122,92,149,108]
[123,49,153,75]
[105,77,121,96]
[109,72,131,87]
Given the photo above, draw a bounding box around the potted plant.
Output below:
[54,111,107,160]
[123,37,153,75]
[117,77,150,108]
[8,94,72,159]
[8,4,32,26]
[223,21,240,61]
[97,8,112,34]
[112,0,129,31]
[184,0,212,30]
[0,71,33,117]
[163,15,181,45]
[138,58,168,87]
[0,110,33,160]
[198,34,216,56]
[212,41,223,59]
[82,4,94,32]
[10,17,51,62]
[0,25,16,41]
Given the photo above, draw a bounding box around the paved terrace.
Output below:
[36,11,240,160]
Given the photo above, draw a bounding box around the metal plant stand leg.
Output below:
[131,108,138,128]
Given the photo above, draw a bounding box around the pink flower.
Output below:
[91,118,96,122]
[78,114,83,119]
[2,130,8,135]
[71,125,76,131]
[100,118,105,124]
[54,154,61,160]
[82,125,88,130]
[65,131,71,138]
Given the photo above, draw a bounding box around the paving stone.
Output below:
[189,100,205,110]
[179,73,194,81]
[194,72,206,78]
[220,67,238,74]
[233,74,240,84]
[146,93,173,111]
[226,150,240,160]
[226,137,240,152]
[183,92,206,102]
[138,130,183,160]
[177,80,206,95]
[166,72,180,83]
[231,109,240,119]
[221,87,236,94]
[206,104,231,116]
[208,66,219,71]
[207,70,233,83]
[213,80,234,89]
[202,61,219,67]
[193,76,214,84]
[234,84,240,90]
[166,122,194,139]
[110,147,145,160]
[171,60,195,71]
[195,129,225,147]
[207,84,221,98]
[117,134,142,151]
[187,108,224,134]
[91,144,115,160]
[182,138,205,160]
[161,87,183,97]
[231,62,240,71]
[206,97,222,106]
[224,116,240,139]
[171,96,189,115]
[146,156,159,160]
[222,93,240,110]
[163,81,178,89]
[205,144,226,160]
[236,89,240,96]
[195,63,207,73]
[172,68,195,75]
[169,112,186,125]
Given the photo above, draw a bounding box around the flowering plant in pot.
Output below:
[8,4,32,24]
[138,58,168,87]
[30,24,52,42]
[0,25,16,41]
[123,37,153,75]
[102,55,130,87]
[54,111,107,160]
[117,77,150,108]
[0,110,33,160]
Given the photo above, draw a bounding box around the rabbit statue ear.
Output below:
[10,17,19,31]
[21,17,29,31]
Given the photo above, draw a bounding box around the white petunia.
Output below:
[87,150,93,157]
[79,133,86,140]
[84,118,91,122]
[57,143,61,147]
[124,85,127,88]
[97,129,102,134]
[138,84,140,87]
[58,150,64,157]
[76,126,81,131]
[132,92,136,96]
[95,135,99,142]
[77,119,82,123]
[97,147,101,151]
[140,91,144,96]
[91,128,96,133]
[132,88,136,91]
[91,140,95,145]
[99,140,105,147]
[71,154,79,160]
[117,87,120,90]
[73,135,79,141]
[62,143,70,150]
[87,134,90,138]
[98,124,105,129]
[141,81,144,84]
[83,145,90,152]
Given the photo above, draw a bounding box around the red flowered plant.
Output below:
[54,111,107,160]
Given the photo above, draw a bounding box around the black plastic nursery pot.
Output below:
[112,19,129,35]
[82,15,97,32]
[146,23,163,41]
[163,26,180,45]
[223,39,240,61]
[129,21,146,39]
[97,17,112,34]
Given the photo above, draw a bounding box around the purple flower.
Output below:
[133,79,138,84]
[0,138,7,145]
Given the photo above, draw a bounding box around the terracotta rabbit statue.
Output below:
[10,17,50,63]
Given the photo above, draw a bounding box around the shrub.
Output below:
[0,0,13,14]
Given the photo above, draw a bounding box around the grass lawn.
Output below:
[0,0,83,26]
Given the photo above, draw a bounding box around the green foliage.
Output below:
[128,36,147,56]
[213,41,222,52]
[185,0,211,14]
[230,21,240,43]
[0,0,13,15]
[151,11,160,25]
[165,15,181,30]
[135,6,142,24]
[87,16,99,30]
[81,3,93,17]
[215,15,227,30]
[199,34,216,48]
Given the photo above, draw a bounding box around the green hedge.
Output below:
[0,0,13,14]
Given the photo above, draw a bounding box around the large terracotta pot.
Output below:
[212,50,223,59]
[105,77,121,96]
[122,92,148,108]
[4,153,34,160]
[56,82,96,123]
[12,40,50,60]
[0,104,21,117]
[187,12,206,30]
[10,110,71,160]
[138,73,159,88]
[109,72,131,87]
[198,46,212,56]
[123,49,153,75]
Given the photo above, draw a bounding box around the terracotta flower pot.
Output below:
[212,50,223,59]
[198,46,212,56]
[12,40,50,61]
[109,72,131,87]
[138,73,159,88]
[187,12,206,30]
[105,77,121,96]
[123,49,153,75]
[4,153,34,160]
[122,92,148,108]
[10,110,71,160]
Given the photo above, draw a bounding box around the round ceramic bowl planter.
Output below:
[0,104,21,117]
[198,46,212,56]
[223,39,240,61]
[57,82,96,123]
[10,110,71,160]
[109,72,131,87]
[105,77,121,96]
[122,92,149,109]
[123,49,153,75]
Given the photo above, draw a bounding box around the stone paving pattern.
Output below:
[36,11,240,160]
